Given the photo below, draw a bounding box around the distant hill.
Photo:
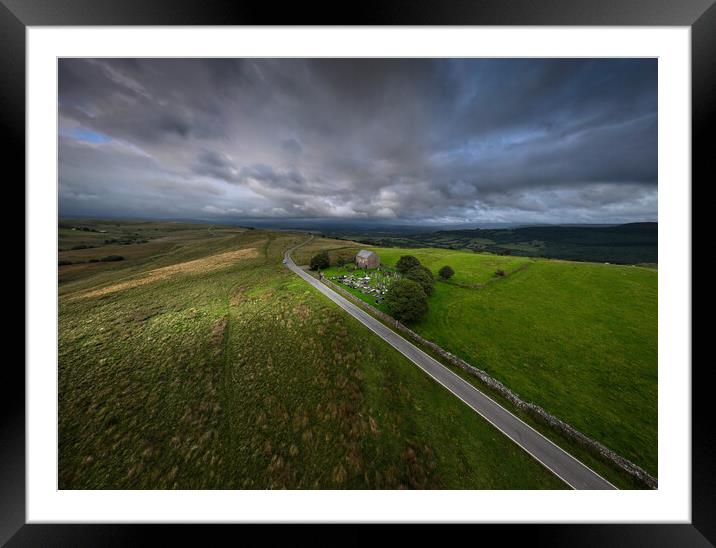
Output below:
[330,223,657,265]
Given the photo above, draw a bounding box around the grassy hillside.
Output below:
[58,221,566,489]
[369,248,658,475]
[58,219,254,286]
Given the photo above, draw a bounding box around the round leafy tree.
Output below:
[405,265,435,296]
[438,265,455,280]
[309,251,330,271]
[384,279,428,323]
[395,255,421,273]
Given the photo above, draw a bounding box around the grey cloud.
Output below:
[281,138,303,156]
[59,58,657,224]
[239,164,307,191]
[193,149,240,182]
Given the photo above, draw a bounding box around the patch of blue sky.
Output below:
[60,127,112,143]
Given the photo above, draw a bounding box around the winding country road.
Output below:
[284,237,616,490]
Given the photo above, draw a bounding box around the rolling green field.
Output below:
[371,247,533,287]
[315,244,657,476]
[58,221,566,489]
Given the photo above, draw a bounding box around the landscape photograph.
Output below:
[58,57,657,491]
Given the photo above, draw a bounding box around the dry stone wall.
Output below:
[320,275,657,490]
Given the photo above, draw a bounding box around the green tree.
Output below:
[395,255,421,273]
[438,265,455,280]
[310,251,330,271]
[405,265,435,296]
[384,279,428,323]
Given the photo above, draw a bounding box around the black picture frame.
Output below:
[5,0,709,544]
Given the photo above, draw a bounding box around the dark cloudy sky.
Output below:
[58,58,657,225]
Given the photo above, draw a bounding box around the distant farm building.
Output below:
[355,249,380,269]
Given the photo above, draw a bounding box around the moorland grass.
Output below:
[59,223,566,489]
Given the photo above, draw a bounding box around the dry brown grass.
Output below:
[75,248,260,299]
[211,317,228,348]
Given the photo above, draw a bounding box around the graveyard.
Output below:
[322,262,401,309]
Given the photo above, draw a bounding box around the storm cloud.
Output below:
[58,58,657,224]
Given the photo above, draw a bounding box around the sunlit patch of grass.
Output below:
[409,255,658,475]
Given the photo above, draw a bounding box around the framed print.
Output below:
[5,0,710,544]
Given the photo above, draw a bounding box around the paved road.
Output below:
[283,238,616,490]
